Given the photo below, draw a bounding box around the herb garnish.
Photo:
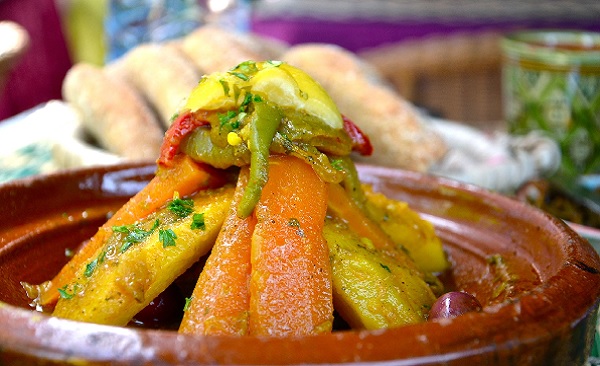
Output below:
[229,72,250,81]
[218,110,240,129]
[84,259,98,277]
[240,92,253,108]
[84,250,107,278]
[229,60,259,80]
[379,263,391,273]
[219,79,230,96]
[191,213,206,230]
[113,219,160,253]
[183,297,193,312]
[218,91,262,131]
[330,158,344,171]
[168,198,194,218]
[159,229,177,248]
[58,283,79,300]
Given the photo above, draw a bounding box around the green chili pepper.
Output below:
[237,100,282,217]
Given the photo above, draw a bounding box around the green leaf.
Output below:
[115,219,160,253]
[84,259,98,277]
[159,229,177,248]
[183,296,193,312]
[58,283,79,300]
[191,213,206,230]
[219,79,230,96]
[229,72,250,81]
[168,198,195,218]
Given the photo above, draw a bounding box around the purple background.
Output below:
[251,16,600,53]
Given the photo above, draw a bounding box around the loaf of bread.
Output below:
[62,63,164,161]
[106,43,201,128]
[61,27,448,170]
[282,44,447,172]
[180,26,288,73]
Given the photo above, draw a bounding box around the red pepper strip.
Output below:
[342,115,373,156]
[157,111,211,167]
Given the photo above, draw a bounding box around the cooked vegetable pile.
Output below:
[23,61,453,336]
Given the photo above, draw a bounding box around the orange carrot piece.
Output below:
[36,155,225,306]
[249,155,333,336]
[327,182,424,272]
[179,167,255,335]
[327,182,395,251]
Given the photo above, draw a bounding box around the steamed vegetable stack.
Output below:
[24,61,449,336]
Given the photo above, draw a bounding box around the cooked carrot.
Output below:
[327,182,394,250]
[327,182,422,271]
[34,155,225,306]
[249,155,333,336]
[179,168,255,335]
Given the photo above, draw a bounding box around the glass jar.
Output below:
[502,30,600,178]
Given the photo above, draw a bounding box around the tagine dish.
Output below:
[0,61,599,365]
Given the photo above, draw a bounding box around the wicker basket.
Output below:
[360,32,503,129]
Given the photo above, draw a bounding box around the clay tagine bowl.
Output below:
[0,163,599,365]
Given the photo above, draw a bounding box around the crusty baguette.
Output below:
[282,44,447,172]
[245,31,289,60]
[180,25,288,73]
[62,63,164,160]
[106,43,201,127]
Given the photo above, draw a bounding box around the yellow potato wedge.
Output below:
[324,217,436,330]
[363,185,449,274]
[52,186,234,325]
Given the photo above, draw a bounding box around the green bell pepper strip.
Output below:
[237,100,282,218]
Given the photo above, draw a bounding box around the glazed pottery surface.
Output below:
[0,163,599,365]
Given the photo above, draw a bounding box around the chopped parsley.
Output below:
[113,219,160,253]
[330,158,344,171]
[183,296,193,312]
[379,263,391,273]
[230,60,259,79]
[218,91,262,130]
[168,198,195,218]
[240,92,253,108]
[84,259,98,277]
[159,229,177,248]
[190,213,206,230]
[58,283,79,300]
[84,250,107,278]
[219,79,230,96]
[229,71,250,81]
[218,110,239,128]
